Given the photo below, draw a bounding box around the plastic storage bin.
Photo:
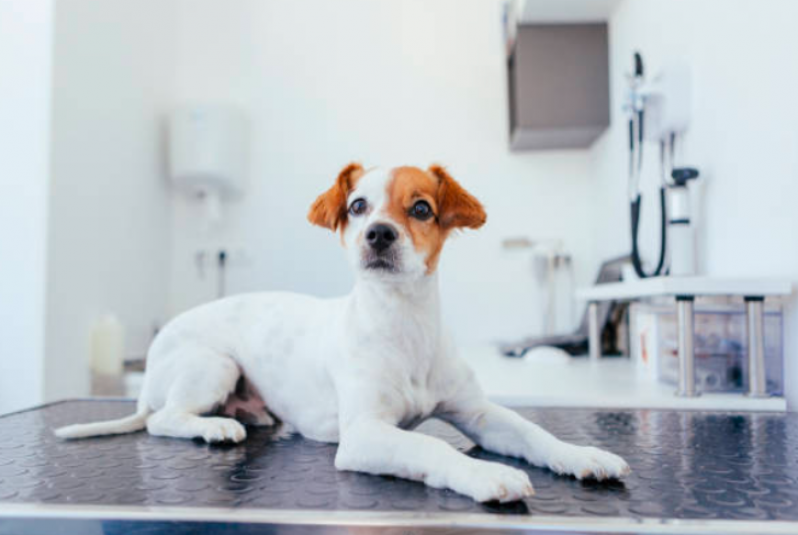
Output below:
[630,300,783,395]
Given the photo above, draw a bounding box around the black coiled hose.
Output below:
[630,187,667,278]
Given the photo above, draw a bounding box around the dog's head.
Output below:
[308,163,486,282]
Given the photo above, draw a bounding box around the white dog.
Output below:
[56,163,630,503]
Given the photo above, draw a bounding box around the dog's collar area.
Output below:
[2,400,798,534]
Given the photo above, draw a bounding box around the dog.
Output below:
[56,163,630,503]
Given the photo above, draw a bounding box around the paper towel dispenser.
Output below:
[508,23,609,151]
[168,105,248,225]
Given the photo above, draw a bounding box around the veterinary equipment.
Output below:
[168,105,248,227]
[624,54,697,277]
[4,400,798,534]
[625,53,664,278]
[667,167,699,275]
[501,255,628,357]
[533,242,574,336]
[502,237,574,336]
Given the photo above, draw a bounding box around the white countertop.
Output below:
[461,345,787,412]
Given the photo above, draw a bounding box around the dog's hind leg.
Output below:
[218,374,275,427]
[146,348,247,443]
[218,376,276,427]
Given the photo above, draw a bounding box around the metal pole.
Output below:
[588,302,600,361]
[745,297,768,398]
[675,296,698,397]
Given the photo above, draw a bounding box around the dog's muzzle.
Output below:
[366,223,397,253]
[363,223,400,272]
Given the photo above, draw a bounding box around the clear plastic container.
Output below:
[630,300,783,395]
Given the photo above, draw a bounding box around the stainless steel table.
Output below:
[1,400,797,534]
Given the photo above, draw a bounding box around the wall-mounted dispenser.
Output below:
[168,105,248,227]
[635,62,691,143]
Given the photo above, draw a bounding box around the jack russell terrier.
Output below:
[56,163,630,502]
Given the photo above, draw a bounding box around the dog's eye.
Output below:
[349,198,367,216]
[410,200,434,221]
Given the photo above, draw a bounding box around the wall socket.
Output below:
[194,246,253,279]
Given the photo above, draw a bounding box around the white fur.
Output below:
[55,166,630,503]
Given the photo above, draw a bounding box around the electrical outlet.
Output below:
[223,246,254,268]
[193,246,254,278]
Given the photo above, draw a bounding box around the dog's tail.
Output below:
[54,403,151,439]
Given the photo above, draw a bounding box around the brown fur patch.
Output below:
[429,165,487,231]
[307,162,365,232]
[386,165,486,273]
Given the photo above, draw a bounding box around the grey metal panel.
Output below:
[510,125,606,150]
[509,23,610,150]
[1,400,798,534]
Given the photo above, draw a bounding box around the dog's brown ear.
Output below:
[308,163,364,231]
[430,165,486,231]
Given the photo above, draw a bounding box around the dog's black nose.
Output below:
[366,223,398,252]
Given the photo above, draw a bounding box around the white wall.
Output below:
[10,0,795,410]
[44,0,176,400]
[590,0,798,408]
[169,0,597,343]
[0,0,54,414]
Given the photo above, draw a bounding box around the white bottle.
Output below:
[90,314,125,377]
[667,184,695,276]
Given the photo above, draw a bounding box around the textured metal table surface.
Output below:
[1,400,798,534]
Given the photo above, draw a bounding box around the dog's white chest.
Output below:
[388,355,441,427]
[398,385,438,429]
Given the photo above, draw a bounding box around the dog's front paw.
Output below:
[548,445,630,481]
[201,418,247,443]
[456,461,535,503]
